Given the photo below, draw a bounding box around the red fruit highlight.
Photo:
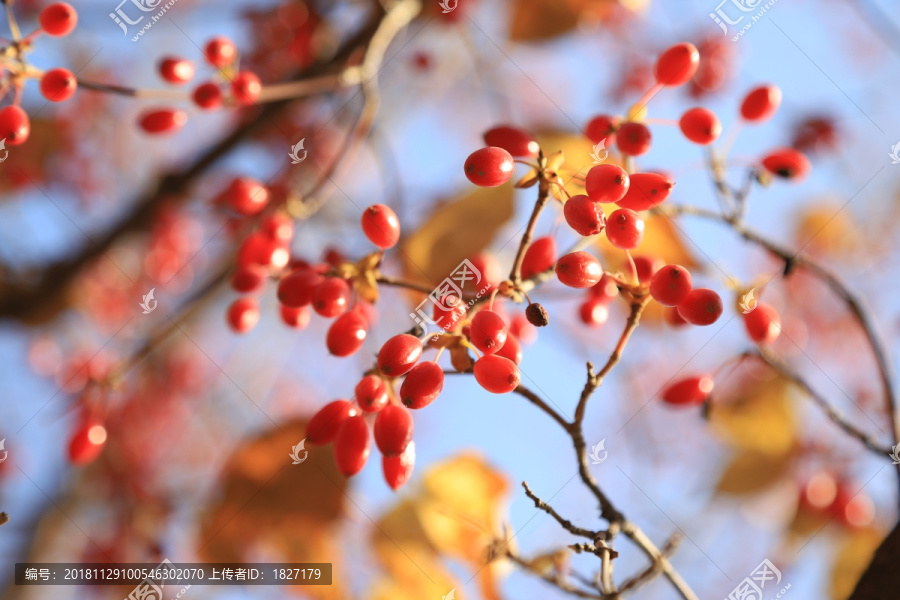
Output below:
[655,42,700,87]
[677,288,723,326]
[227,297,260,333]
[606,209,645,249]
[361,204,401,249]
[585,163,630,204]
[307,400,358,444]
[334,415,370,476]
[741,84,782,122]
[743,302,781,344]
[464,146,514,187]
[661,375,714,406]
[383,441,415,490]
[649,265,692,306]
[374,404,413,456]
[400,361,445,409]
[356,375,389,413]
[483,125,539,157]
[326,309,369,356]
[377,334,423,376]
[556,251,603,288]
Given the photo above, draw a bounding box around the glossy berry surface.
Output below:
[334,415,370,476]
[762,148,810,181]
[377,334,423,376]
[237,233,289,270]
[261,214,294,243]
[0,106,30,145]
[307,400,357,444]
[40,68,77,102]
[606,209,645,249]
[400,361,444,409]
[139,109,187,135]
[383,441,415,490]
[278,269,323,307]
[205,37,237,67]
[521,236,557,279]
[464,146,514,187]
[374,404,413,456]
[280,305,311,329]
[312,278,351,317]
[496,333,523,365]
[585,164,630,204]
[361,204,401,249]
[585,114,619,145]
[224,177,269,216]
[232,71,262,105]
[677,288,723,325]
[616,122,652,156]
[679,107,722,145]
[40,2,77,36]
[556,251,603,288]
[470,310,508,355]
[193,82,223,110]
[68,422,107,465]
[231,264,267,293]
[649,264,693,306]
[741,84,782,122]
[227,297,260,333]
[356,375,389,412]
[633,256,664,284]
[159,57,195,85]
[589,273,619,303]
[483,125,539,158]
[473,355,521,394]
[579,298,610,327]
[326,309,369,356]
[564,195,606,236]
[655,42,700,87]
[743,302,781,344]
[661,375,714,406]
[616,172,673,211]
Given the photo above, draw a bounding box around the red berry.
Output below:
[356,375,389,413]
[677,288,723,326]
[690,37,735,97]
[585,114,619,146]
[361,204,401,249]
[193,82,223,110]
[588,273,619,303]
[383,441,415,490]
[579,298,610,327]
[585,164,630,204]
[139,109,187,135]
[334,415,370,476]
[655,42,699,87]
[280,305,311,329]
[679,107,721,145]
[377,334,423,376]
[400,361,444,409]
[556,251,603,288]
[837,490,875,529]
[40,2,77,36]
[278,269,323,307]
[39,68,77,102]
[68,422,107,465]
[326,309,369,356]
[224,177,269,216]
[473,355,520,394]
[231,263,267,293]
[232,71,262,105]
[521,236,557,279]
[464,146,514,187]
[307,400,358,444]
[762,148,810,181]
[664,305,688,327]
[649,264,692,306]
[158,57,195,85]
[509,314,537,344]
[261,213,294,244]
[227,297,260,333]
[483,125,539,158]
[606,209,645,249]
[496,333,523,365]
[616,122,652,156]
[661,375,714,406]
[205,37,237,67]
[237,233,289,270]
[741,84,782,122]
[312,278,351,317]
[470,310,508,355]
[0,106,30,145]
[564,195,606,236]
[743,302,781,344]
[616,172,673,211]
[799,472,838,512]
[373,404,413,456]
[791,116,839,155]
[633,256,664,284]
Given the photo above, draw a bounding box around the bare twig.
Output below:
[503,547,605,599]
[510,178,551,286]
[513,383,571,431]
[521,481,595,538]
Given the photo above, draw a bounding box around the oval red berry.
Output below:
[483,125,538,158]
[473,355,520,394]
[464,146,514,187]
[361,204,401,249]
[676,288,723,326]
[334,415,370,476]
[373,404,413,457]
[556,251,603,288]
[649,264,692,306]
[400,361,445,409]
[377,334,423,376]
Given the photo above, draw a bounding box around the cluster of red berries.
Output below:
[798,471,875,530]
[0,2,79,146]
[140,36,262,136]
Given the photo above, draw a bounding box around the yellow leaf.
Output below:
[509,0,581,42]
[830,527,883,600]
[794,200,861,257]
[710,376,797,456]
[402,184,514,287]
[715,449,794,496]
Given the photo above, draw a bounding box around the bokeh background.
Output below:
[1,0,900,598]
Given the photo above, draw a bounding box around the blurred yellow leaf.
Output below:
[402,185,514,286]
[794,200,861,257]
[509,0,631,42]
[715,449,794,496]
[830,527,883,600]
[710,376,797,456]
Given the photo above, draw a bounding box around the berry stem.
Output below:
[632,82,664,115]
[77,79,190,101]
[623,250,638,285]
[4,2,21,42]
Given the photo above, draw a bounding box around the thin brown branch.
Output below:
[617,533,683,595]
[503,547,605,599]
[510,178,551,286]
[374,274,434,296]
[512,382,571,430]
[522,481,595,538]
